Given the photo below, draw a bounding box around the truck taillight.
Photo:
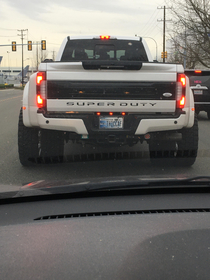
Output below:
[176,73,186,109]
[36,72,46,84]
[37,94,44,106]
[36,72,46,108]
[179,96,185,107]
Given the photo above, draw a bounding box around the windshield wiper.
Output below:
[12,176,210,198]
[1,176,210,201]
[77,176,210,192]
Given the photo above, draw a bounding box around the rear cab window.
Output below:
[185,71,210,87]
[61,39,149,62]
[189,76,210,87]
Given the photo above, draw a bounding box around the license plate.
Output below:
[99,117,123,129]
[194,90,203,95]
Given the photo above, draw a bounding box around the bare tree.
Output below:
[31,43,49,71]
[167,0,210,68]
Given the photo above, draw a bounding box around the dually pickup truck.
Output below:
[18,35,198,166]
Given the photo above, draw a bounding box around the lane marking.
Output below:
[0,95,22,103]
[0,89,15,92]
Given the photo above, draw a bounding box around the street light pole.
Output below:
[184,25,187,69]
[7,51,10,76]
[18,29,28,85]
[143,37,158,61]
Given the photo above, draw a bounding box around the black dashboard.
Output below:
[1,188,210,279]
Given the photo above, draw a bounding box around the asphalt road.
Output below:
[0,88,210,189]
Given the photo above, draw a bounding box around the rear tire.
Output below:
[18,109,40,166]
[40,129,64,163]
[207,110,210,120]
[149,114,198,166]
[176,114,198,166]
[149,139,176,165]
[195,108,200,115]
[18,108,65,165]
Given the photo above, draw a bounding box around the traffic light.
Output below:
[12,41,16,51]
[41,40,46,50]
[161,51,167,58]
[28,41,32,51]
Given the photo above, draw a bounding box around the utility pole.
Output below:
[18,29,28,85]
[158,6,171,63]
[163,6,166,62]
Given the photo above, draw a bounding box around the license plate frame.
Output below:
[99,116,124,129]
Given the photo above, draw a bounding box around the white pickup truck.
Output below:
[18,35,198,166]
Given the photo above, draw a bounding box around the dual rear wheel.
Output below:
[149,114,198,166]
[18,109,64,166]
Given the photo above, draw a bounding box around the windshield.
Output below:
[0,0,209,195]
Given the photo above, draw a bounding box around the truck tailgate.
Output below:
[39,62,179,113]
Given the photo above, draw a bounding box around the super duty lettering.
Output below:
[66,102,157,107]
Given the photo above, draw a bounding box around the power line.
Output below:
[142,22,160,37]
[141,9,159,31]
[141,9,160,36]
[0,35,17,37]
[0,28,17,31]
[149,25,162,38]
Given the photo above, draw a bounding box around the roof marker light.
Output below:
[100,35,110,40]
[109,112,113,116]
[195,70,202,74]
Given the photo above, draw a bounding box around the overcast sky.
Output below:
[0,0,167,67]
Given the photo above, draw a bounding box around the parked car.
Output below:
[185,69,210,118]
